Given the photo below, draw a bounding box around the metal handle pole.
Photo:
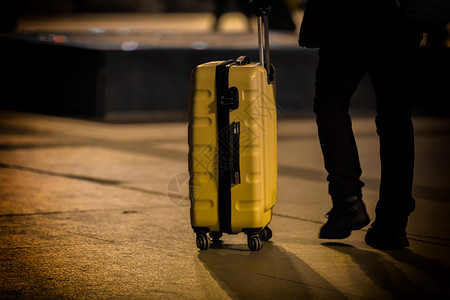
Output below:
[263,15,270,74]
[257,16,265,69]
[257,15,272,81]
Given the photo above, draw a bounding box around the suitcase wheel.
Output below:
[259,226,272,242]
[209,231,223,241]
[247,234,263,251]
[196,233,211,250]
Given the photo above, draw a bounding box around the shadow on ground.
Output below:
[198,242,346,299]
[323,242,450,299]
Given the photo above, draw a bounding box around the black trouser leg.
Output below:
[314,45,366,204]
[370,51,417,222]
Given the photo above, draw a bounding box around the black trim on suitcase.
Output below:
[216,59,242,234]
[230,121,241,186]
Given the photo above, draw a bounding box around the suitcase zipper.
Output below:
[216,60,241,234]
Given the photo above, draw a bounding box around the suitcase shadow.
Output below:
[198,242,347,299]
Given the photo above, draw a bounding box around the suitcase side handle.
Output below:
[230,122,241,185]
[236,56,250,66]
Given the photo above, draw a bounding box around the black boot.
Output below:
[319,196,370,239]
[365,218,409,250]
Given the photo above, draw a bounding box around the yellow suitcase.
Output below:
[188,16,277,251]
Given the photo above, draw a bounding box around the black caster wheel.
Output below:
[209,231,222,241]
[247,234,263,251]
[196,234,211,250]
[260,226,272,242]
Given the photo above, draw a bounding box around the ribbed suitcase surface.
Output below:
[188,59,277,251]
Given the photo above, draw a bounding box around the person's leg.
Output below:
[238,0,251,18]
[371,57,416,221]
[213,0,226,31]
[365,30,422,249]
[314,44,370,239]
[315,45,366,202]
[238,0,253,31]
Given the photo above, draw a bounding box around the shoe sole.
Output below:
[319,217,370,239]
[365,229,410,250]
[365,240,409,250]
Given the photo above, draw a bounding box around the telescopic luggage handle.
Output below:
[257,15,274,83]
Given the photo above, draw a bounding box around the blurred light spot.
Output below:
[90,28,105,34]
[121,41,139,51]
[191,41,210,50]
[156,29,173,37]
[116,27,132,36]
[52,35,68,43]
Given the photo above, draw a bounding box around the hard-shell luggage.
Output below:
[188,16,277,251]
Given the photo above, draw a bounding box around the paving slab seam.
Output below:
[3,160,447,203]
[273,212,323,224]
[36,224,116,244]
[407,237,450,248]
[278,165,450,203]
[2,161,448,247]
[254,272,372,299]
[0,162,179,199]
[274,213,450,247]
[0,208,154,218]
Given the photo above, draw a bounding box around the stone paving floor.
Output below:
[0,110,449,299]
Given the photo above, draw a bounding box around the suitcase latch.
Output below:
[220,87,239,110]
